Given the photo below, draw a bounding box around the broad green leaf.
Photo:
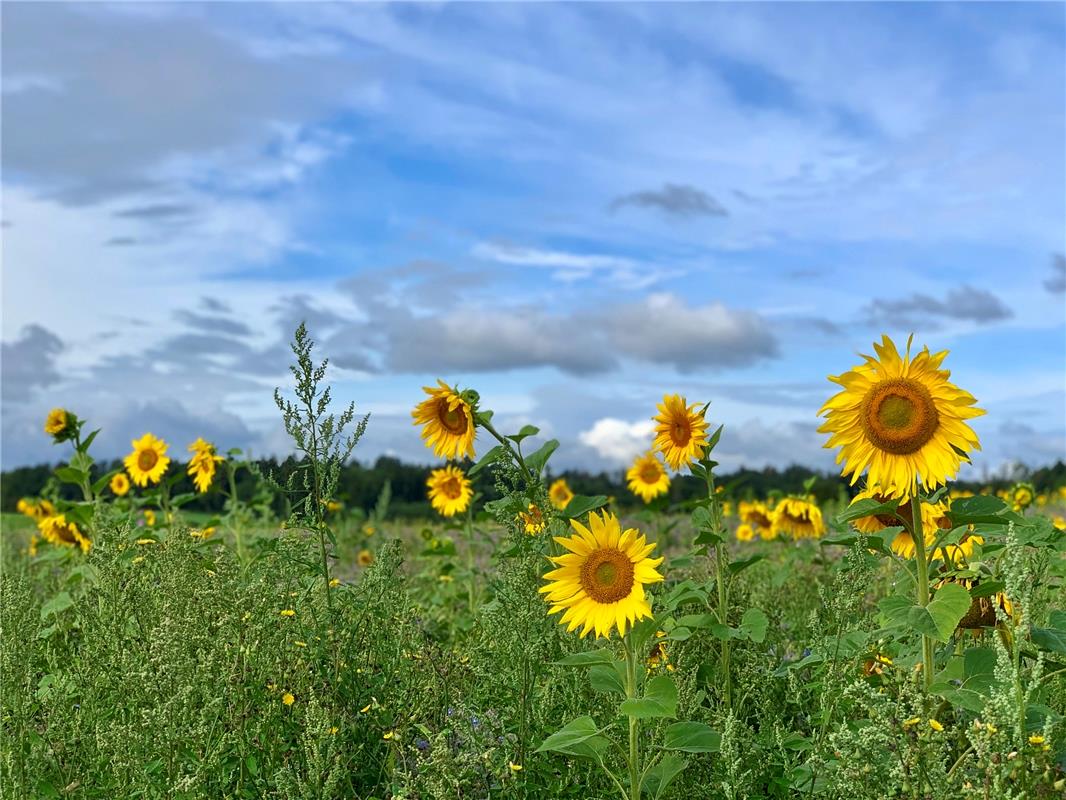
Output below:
[619,675,678,719]
[728,554,764,575]
[536,716,602,754]
[643,754,688,800]
[507,425,540,443]
[662,721,721,753]
[41,591,74,621]
[948,496,1008,526]
[525,440,559,475]
[691,506,714,531]
[561,495,608,520]
[968,580,1006,599]
[739,608,769,643]
[907,582,971,642]
[92,469,119,494]
[55,466,89,485]
[838,497,900,524]
[553,649,617,667]
[588,663,626,695]
[1031,610,1066,654]
[468,445,505,477]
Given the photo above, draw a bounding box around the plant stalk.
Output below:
[624,634,641,800]
[910,494,934,690]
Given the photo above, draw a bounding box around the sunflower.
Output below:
[548,478,574,510]
[110,473,131,497]
[519,503,546,535]
[1010,482,1034,512]
[187,438,224,493]
[646,632,675,672]
[143,509,156,527]
[412,380,476,460]
[357,549,374,567]
[818,335,984,498]
[38,514,91,553]
[626,452,670,503]
[426,465,473,517]
[739,500,773,532]
[652,394,710,471]
[770,497,826,540]
[932,530,984,565]
[44,408,70,437]
[848,487,932,535]
[941,577,1013,630]
[539,510,664,639]
[735,523,756,542]
[124,433,171,487]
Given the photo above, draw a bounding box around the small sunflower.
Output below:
[110,473,131,497]
[357,549,374,567]
[548,478,574,510]
[626,452,671,504]
[818,335,984,498]
[143,509,157,527]
[38,514,91,553]
[652,394,710,471]
[44,408,70,437]
[1010,482,1034,512]
[187,438,224,494]
[646,633,675,672]
[943,577,1013,630]
[519,503,546,535]
[539,510,664,639]
[412,380,476,460]
[124,433,171,487]
[770,497,826,540]
[735,523,756,542]
[426,465,473,517]
[739,500,773,532]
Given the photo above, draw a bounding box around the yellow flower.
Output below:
[187,438,224,493]
[519,503,546,535]
[124,433,171,487]
[357,549,374,567]
[326,500,343,513]
[903,717,921,728]
[44,408,69,436]
[539,510,664,639]
[1053,515,1066,531]
[646,635,676,672]
[426,465,473,517]
[363,524,376,536]
[929,719,944,732]
[652,394,710,471]
[739,501,773,532]
[143,509,156,527]
[819,335,983,498]
[282,693,295,706]
[37,514,91,553]
[383,731,394,740]
[508,762,523,772]
[770,497,826,540]
[412,380,476,460]
[548,478,574,510]
[1010,482,1034,512]
[735,523,756,542]
[136,538,155,545]
[329,578,341,587]
[280,609,296,617]
[109,472,131,497]
[626,452,671,503]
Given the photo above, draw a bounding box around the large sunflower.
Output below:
[548,478,574,510]
[38,514,91,553]
[412,380,476,460]
[818,335,984,498]
[124,433,171,487]
[739,500,773,532]
[426,465,473,517]
[539,510,664,639]
[626,452,671,503]
[770,497,826,540]
[187,437,224,493]
[652,394,710,471]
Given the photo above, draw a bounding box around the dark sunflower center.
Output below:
[437,400,469,435]
[138,449,159,471]
[752,511,772,528]
[579,548,635,604]
[860,378,939,455]
[670,419,690,447]
[55,522,77,544]
[639,464,661,484]
[441,477,463,499]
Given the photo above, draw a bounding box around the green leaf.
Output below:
[728,554,764,575]
[704,423,724,453]
[662,721,721,753]
[588,663,627,695]
[55,466,89,485]
[468,445,505,477]
[1031,610,1066,654]
[968,580,1006,599]
[908,582,972,642]
[560,494,608,519]
[536,716,603,755]
[691,506,714,531]
[838,497,900,524]
[739,608,769,643]
[619,675,678,719]
[41,591,74,621]
[948,495,1009,526]
[642,754,688,800]
[92,469,119,494]
[507,425,540,443]
[553,649,617,667]
[525,440,559,475]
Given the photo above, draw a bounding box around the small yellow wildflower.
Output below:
[383,731,394,740]
[508,762,523,772]
[329,578,340,587]
[929,719,944,732]
[282,693,295,706]
[360,703,372,713]
[330,726,339,735]
[280,609,296,617]
[136,538,155,545]
[903,717,921,728]
[1029,734,1045,745]
[294,641,307,648]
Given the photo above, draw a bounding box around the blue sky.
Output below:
[2,2,1064,477]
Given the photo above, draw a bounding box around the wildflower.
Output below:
[38,514,91,553]
[1029,734,1045,745]
[652,394,710,471]
[326,500,343,513]
[548,478,574,510]
[329,578,340,587]
[1010,482,1034,512]
[187,438,224,493]
[44,408,70,437]
[363,524,377,536]
[903,717,921,728]
[770,497,826,540]
[135,538,155,545]
[438,574,454,583]
[360,703,372,713]
[735,523,756,542]
[412,380,476,459]
[383,731,394,740]
[280,609,296,617]
[426,465,473,517]
[626,452,671,503]
[357,549,374,567]
[109,473,131,497]
[330,726,339,735]
[508,762,523,772]
[124,433,171,487]
[282,693,295,706]
[143,509,156,527]
[647,633,675,672]
[819,335,983,498]
[929,719,944,732]
[189,526,216,540]
[540,510,663,639]
[519,503,546,535]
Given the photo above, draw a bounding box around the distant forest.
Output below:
[4,455,1065,518]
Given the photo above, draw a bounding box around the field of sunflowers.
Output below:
[2,327,1065,799]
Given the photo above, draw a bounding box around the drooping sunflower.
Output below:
[519,503,546,535]
[548,478,574,510]
[426,465,473,517]
[652,394,710,471]
[770,497,826,540]
[735,523,756,542]
[818,335,984,498]
[38,514,91,553]
[357,549,374,567]
[739,500,774,532]
[411,380,476,460]
[1010,482,1034,512]
[187,437,224,493]
[110,472,131,497]
[124,433,171,487]
[44,408,70,437]
[626,452,671,503]
[539,510,664,639]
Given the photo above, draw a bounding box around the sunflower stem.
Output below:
[623,634,642,800]
[464,504,478,613]
[910,494,934,690]
[705,468,732,710]
[478,418,533,482]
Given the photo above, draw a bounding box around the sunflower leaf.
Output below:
[642,753,688,799]
[906,582,972,642]
[739,608,769,643]
[662,721,722,753]
[588,663,627,695]
[506,425,540,444]
[468,445,505,477]
[535,716,603,755]
[620,675,678,719]
[560,495,608,520]
[947,496,1009,526]
[838,498,900,524]
[525,440,559,476]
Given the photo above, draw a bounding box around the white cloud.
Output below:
[578,418,655,464]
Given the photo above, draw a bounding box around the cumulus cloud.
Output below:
[1045,253,1066,294]
[864,285,1012,327]
[1,325,64,404]
[578,418,656,464]
[609,183,728,218]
